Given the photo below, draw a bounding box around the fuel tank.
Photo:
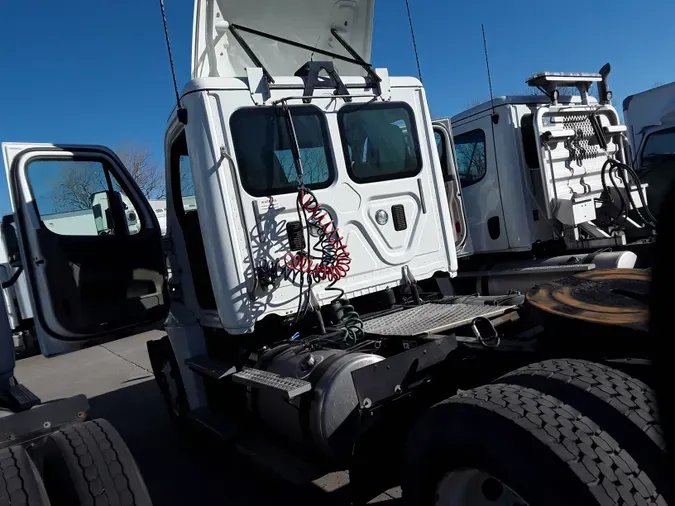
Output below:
[250,344,383,461]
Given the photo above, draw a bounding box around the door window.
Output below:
[27,159,141,236]
[338,102,421,184]
[453,129,487,187]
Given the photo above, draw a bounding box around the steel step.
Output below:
[4,383,40,412]
[362,303,514,338]
[232,368,312,400]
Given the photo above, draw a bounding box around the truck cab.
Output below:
[439,69,652,262]
[1,0,458,355]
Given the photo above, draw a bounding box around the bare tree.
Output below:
[117,143,165,199]
[49,162,109,212]
[455,138,486,182]
[49,143,165,213]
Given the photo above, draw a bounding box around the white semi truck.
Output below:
[623,81,675,216]
[0,1,667,505]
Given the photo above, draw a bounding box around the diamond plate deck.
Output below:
[362,303,515,337]
[232,368,312,399]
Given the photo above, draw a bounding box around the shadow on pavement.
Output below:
[87,379,402,505]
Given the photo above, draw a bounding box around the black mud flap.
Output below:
[351,335,458,410]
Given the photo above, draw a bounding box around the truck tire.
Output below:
[497,359,672,501]
[0,445,50,505]
[41,419,152,506]
[401,383,666,506]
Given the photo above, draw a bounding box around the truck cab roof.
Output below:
[451,95,598,124]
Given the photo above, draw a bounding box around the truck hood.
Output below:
[192,0,374,79]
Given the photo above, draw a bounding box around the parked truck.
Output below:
[436,65,656,295]
[623,81,675,216]
[0,1,667,505]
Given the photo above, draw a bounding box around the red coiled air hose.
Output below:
[279,189,351,282]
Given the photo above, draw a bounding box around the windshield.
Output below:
[230,105,335,197]
[641,126,675,167]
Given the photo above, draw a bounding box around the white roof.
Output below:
[192,0,374,79]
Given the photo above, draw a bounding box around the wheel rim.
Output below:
[435,469,528,506]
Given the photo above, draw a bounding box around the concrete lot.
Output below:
[15,331,401,505]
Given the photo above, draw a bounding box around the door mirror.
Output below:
[1,215,21,268]
[90,190,124,236]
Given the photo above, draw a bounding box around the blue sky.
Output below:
[1,0,674,215]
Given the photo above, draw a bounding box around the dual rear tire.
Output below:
[0,419,151,506]
[402,359,671,506]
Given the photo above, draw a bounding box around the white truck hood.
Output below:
[192,0,374,79]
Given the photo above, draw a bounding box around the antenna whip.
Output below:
[405,0,423,83]
[481,23,496,116]
[158,0,186,123]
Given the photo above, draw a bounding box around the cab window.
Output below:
[230,105,335,197]
[641,127,675,167]
[27,159,140,236]
[338,102,421,184]
[454,129,487,187]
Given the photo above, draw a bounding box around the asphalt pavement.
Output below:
[15,331,401,505]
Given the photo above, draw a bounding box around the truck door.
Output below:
[432,118,473,257]
[451,115,509,253]
[2,143,168,357]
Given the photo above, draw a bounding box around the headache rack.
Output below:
[527,64,613,105]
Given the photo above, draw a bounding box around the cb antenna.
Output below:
[158,0,187,125]
[405,0,423,83]
[481,23,497,123]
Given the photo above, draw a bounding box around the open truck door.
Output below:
[432,118,473,257]
[2,143,169,356]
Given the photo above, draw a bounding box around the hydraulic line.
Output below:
[600,158,657,228]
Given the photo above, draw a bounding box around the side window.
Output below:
[27,159,140,236]
[520,114,540,170]
[454,129,487,187]
[338,102,421,184]
[641,127,675,168]
[171,132,197,213]
[434,128,450,180]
